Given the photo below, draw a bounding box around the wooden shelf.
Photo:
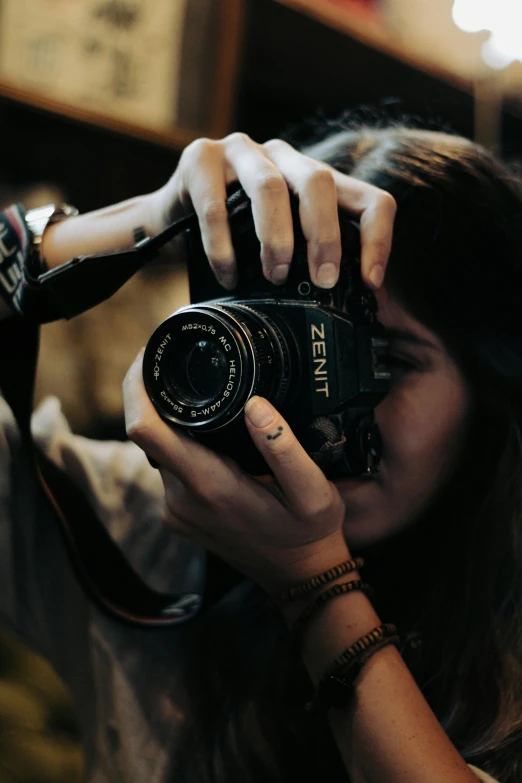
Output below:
[275,0,474,94]
[0,0,246,151]
[0,80,199,150]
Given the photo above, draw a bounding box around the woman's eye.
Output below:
[381,353,417,378]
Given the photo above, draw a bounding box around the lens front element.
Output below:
[171,338,229,405]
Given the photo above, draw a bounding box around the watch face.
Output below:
[27,204,79,239]
[25,204,78,275]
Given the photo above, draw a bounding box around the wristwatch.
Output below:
[25,203,79,274]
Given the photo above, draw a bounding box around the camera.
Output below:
[143,193,391,478]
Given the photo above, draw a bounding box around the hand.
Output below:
[151,132,396,290]
[123,355,352,596]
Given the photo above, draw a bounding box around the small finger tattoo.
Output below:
[266,426,283,441]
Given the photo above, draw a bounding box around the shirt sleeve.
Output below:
[0,203,30,316]
[0,392,204,669]
[31,395,205,597]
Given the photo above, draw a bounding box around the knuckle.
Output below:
[256,172,287,197]
[377,190,397,217]
[263,138,289,154]
[262,240,293,262]
[311,233,341,266]
[125,417,153,448]
[369,236,392,255]
[306,497,331,519]
[201,199,229,225]
[315,232,341,251]
[307,488,341,520]
[184,137,217,162]
[225,131,251,147]
[306,166,335,191]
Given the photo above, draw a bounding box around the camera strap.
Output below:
[0,205,240,627]
[21,211,200,323]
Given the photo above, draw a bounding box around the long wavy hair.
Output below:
[170,118,522,783]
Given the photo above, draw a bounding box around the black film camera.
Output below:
[142,194,391,478]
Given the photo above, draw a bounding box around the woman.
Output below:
[123,125,522,783]
[0,119,518,782]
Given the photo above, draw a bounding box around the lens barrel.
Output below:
[143,304,292,431]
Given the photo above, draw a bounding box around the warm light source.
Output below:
[452,0,522,69]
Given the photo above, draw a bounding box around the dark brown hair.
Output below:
[171,119,522,782]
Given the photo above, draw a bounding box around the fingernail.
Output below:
[368,265,385,289]
[271,265,290,285]
[315,263,337,288]
[245,396,276,428]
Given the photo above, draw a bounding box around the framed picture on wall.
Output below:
[0,0,244,148]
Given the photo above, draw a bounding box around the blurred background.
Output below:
[1,0,522,780]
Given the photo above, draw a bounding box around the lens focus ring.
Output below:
[220,305,284,401]
[230,304,291,408]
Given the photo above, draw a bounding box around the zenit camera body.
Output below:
[142,196,391,477]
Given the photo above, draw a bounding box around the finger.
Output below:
[180,138,237,290]
[124,350,216,475]
[123,350,247,502]
[263,139,342,288]
[146,453,159,469]
[244,396,338,520]
[157,470,197,536]
[331,170,396,290]
[223,133,294,284]
[123,351,190,470]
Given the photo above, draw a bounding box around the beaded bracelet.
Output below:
[321,622,398,679]
[277,557,365,603]
[306,633,401,716]
[291,580,375,643]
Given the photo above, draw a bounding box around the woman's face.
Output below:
[335,288,473,549]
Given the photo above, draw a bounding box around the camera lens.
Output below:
[143,304,293,431]
[170,339,229,405]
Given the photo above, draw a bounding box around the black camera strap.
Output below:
[0,207,241,627]
[22,211,199,323]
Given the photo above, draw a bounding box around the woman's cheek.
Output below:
[374,387,423,468]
